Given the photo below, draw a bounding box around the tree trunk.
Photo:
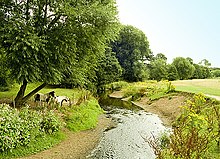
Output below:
[14,79,28,108]
[14,80,47,108]
[22,82,47,102]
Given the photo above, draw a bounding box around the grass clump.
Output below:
[64,98,103,132]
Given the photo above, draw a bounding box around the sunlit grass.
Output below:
[0,83,82,101]
[172,79,220,96]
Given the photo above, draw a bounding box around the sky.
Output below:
[116,0,220,67]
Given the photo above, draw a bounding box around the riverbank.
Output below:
[19,115,114,159]
[110,91,190,127]
[19,91,190,158]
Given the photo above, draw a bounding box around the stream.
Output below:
[87,97,170,159]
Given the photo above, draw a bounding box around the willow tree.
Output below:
[0,0,120,107]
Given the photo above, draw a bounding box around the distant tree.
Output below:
[155,53,167,62]
[172,57,195,80]
[212,69,220,77]
[186,57,194,64]
[167,64,179,81]
[0,0,120,107]
[193,64,203,79]
[133,62,150,81]
[150,59,168,81]
[111,25,152,82]
[199,59,211,67]
[96,48,122,89]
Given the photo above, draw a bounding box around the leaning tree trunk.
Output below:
[14,79,47,108]
[14,79,28,108]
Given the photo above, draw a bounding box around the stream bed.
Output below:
[87,97,170,159]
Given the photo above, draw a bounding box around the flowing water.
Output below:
[87,97,170,159]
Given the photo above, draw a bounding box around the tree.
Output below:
[96,48,122,90]
[0,0,120,107]
[149,59,168,81]
[199,59,211,67]
[167,64,179,81]
[155,53,167,62]
[186,57,194,65]
[111,25,152,82]
[212,69,220,78]
[172,57,195,80]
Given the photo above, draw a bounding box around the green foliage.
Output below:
[121,81,176,101]
[154,53,167,62]
[167,64,179,81]
[105,81,129,91]
[0,55,13,91]
[193,64,211,79]
[0,132,65,159]
[65,99,103,132]
[0,0,120,106]
[172,57,195,80]
[96,48,123,89]
[0,104,63,152]
[158,94,220,159]
[111,25,152,82]
[41,110,62,134]
[150,59,168,81]
[212,69,220,78]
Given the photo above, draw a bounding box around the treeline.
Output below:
[0,0,219,104]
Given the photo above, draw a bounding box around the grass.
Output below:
[65,99,103,132]
[172,79,220,96]
[0,82,84,102]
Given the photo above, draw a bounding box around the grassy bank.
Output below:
[0,83,103,158]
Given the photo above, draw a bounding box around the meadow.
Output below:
[172,79,220,97]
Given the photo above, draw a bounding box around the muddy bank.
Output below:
[109,91,189,126]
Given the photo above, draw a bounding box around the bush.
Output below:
[0,104,63,152]
[157,94,219,158]
[41,110,62,134]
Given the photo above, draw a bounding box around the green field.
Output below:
[0,83,84,102]
[172,79,220,96]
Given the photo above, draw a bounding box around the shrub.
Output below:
[41,110,62,134]
[0,104,63,152]
[158,94,218,158]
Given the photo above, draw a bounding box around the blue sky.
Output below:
[116,0,220,67]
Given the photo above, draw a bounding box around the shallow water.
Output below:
[87,97,170,159]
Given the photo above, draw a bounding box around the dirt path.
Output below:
[19,115,113,159]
